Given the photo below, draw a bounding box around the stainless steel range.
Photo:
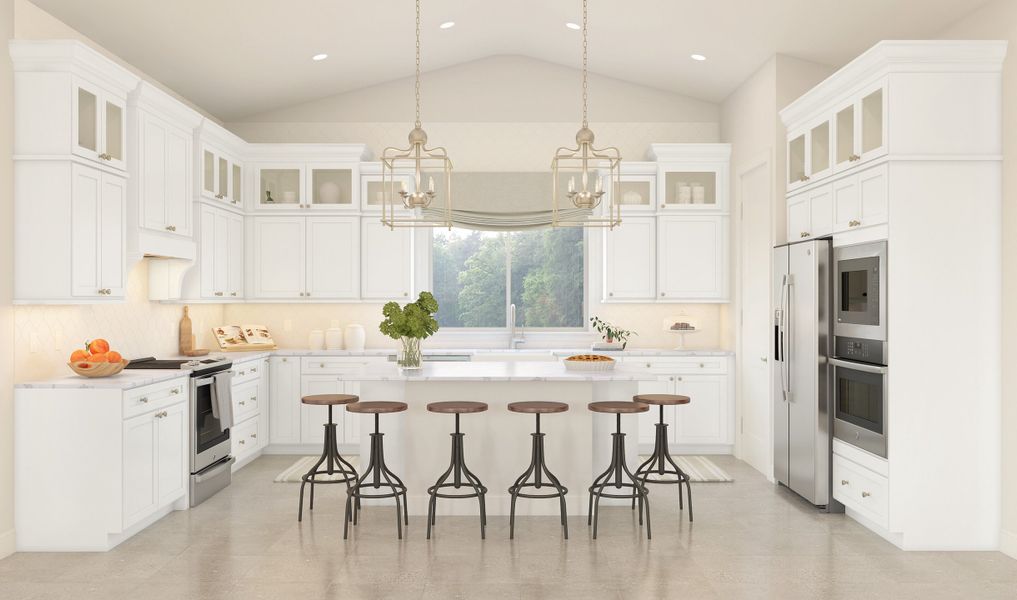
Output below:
[124,357,236,506]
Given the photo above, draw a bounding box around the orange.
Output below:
[106,350,122,363]
[88,339,110,354]
[69,349,89,362]
[76,362,92,369]
[87,352,108,363]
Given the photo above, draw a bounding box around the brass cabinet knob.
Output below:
[239,439,245,445]
[139,397,149,403]
[841,479,849,486]
[861,491,871,498]
[239,400,246,406]
[249,396,256,402]
[848,220,861,227]
[214,291,224,297]
[800,232,810,238]
[251,433,257,439]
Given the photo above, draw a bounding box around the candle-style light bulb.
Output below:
[428,176,435,193]
[595,177,603,193]
[568,176,575,193]
[400,181,408,193]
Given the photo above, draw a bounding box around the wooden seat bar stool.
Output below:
[632,394,693,522]
[343,401,409,540]
[298,394,360,522]
[507,401,570,540]
[426,401,489,539]
[587,401,651,540]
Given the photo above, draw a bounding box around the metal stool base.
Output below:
[588,413,651,540]
[298,405,358,522]
[632,410,693,522]
[427,414,488,540]
[344,413,408,540]
[508,414,568,540]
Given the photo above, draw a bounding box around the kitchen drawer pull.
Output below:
[645,363,651,368]
[170,388,180,395]
[139,397,149,403]
[251,433,257,439]
[249,396,256,402]
[848,219,861,227]
[238,439,245,445]
[800,231,810,238]
[251,367,258,373]
[840,479,849,486]
[699,363,704,368]
[238,370,246,376]
[238,400,246,406]
[861,491,871,498]
[154,411,168,419]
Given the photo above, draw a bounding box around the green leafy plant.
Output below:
[379,292,440,340]
[589,316,636,348]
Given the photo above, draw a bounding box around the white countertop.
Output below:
[333,361,659,382]
[17,347,731,389]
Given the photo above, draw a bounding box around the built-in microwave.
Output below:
[833,241,887,342]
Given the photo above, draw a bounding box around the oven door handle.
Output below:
[193,376,215,387]
[829,358,888,375]
[193,456,235,483]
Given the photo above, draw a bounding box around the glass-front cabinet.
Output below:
[660,170,721,210]
[604,162,657,213]
[360,163,416,213]
[252,162,360,211]
[256,165,303,209]
[73,81,126,171]
[649,145,731,213]
[200,145,241,206]
[307,164,355,210]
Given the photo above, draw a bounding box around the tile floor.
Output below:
[1,455,1015,599]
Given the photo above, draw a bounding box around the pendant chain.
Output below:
[581,0,588,129]
[415,0,422,129]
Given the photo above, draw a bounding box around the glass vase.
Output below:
[399,336,423,370]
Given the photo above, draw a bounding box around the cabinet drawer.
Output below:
[301,356,387,374]
[232,381,260,423]
[230,360,264,386]
[625,357,728,374]
[231,415,260,459]
[833,453,889,528]
[123,378,187,419]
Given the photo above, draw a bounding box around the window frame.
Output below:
[417,227,593,344]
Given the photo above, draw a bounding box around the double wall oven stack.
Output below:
[124,357,236,506]
[773,239,888,507]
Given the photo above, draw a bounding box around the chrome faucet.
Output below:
[509,303,525,349]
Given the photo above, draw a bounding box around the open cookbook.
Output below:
[212,324,277,351]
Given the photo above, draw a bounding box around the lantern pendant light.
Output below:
[550,0,622,228]
[380,0,453,229]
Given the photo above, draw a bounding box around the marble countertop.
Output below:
[269,348,733,358]
[332,361,660,382]
[16,369,191,391]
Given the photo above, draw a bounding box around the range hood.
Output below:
[146,256,195,301]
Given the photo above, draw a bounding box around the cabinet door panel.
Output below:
[198,206,216,298]
[300,375,343,444]
[808,186,833,238]
[675,375,729,445]
[74,82,100,161]
[307,217,359,299]
[270,357,302,444]
[252,217,305,298]
[858,164,888,226]
[71,165,101,297]
[165,127,190,235]
[141,115,167,231]
[361,220,412,300]
[787,194,810,242]
[103,96,126,169]
[201,147,217,200]
[604,217,655,300]
[227,212,244,298]
[155,403,187,505]
[833,175,860,231]
[212,209,230,297]
[657,216,726,300]
[123,414,156,527]
[98,174,126,296]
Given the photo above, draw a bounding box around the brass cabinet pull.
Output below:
[251,433,257,439]
[139,397,149,404]
[841,479,849,486]
[154,411,168,418]
[238,439,245,445]
[861,491,871,498]
[239,400,246,406]
[165,225,177,232]
[800,232,810,238]
[214,291,224,297]
[848,220,861,227]
[170,388,180,395]
[249,396,256,402]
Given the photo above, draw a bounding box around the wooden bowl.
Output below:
[68,359,129,378]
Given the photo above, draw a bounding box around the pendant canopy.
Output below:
[380,0,453,229]
[550,0,622,228]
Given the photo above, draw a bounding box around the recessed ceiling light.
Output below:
[690,53,707,61]
[312,53,328,61]
[439,21,455,29]
[565,22,581,30]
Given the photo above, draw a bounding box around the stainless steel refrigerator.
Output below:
[772,239,835,508]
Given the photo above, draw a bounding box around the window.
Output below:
[432,228,585,329]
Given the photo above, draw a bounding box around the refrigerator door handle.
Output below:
[776,274,791,402]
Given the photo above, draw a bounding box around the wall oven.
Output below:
[831,354,888,458]
[834,241,887,342]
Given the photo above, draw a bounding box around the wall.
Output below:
[936,0,1017,559]
[227,55,728,352]
[0,0,14,561]
[9,1,225,383]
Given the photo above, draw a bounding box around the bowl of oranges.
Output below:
[67,339,128,378]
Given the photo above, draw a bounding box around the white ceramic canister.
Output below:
[345,324,366,352]
[308,330,325,350]
[325,327,344,350]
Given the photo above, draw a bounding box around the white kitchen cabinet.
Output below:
[132,95,195,239]
[70,164,126,299]
[674,374,730,446]
[360,162,416,212]
[605,162,657,213]
[227,212,245,297]
[603,216,655,301]
[361,219,413,300]
[808,185,833,238]
[656,215,728,302]
[251,216,305,299]
[123,401,187,529]
[787,192,811,241]
[306,217,359,299]
[255,164,304,209]
[270,357,302,445]
[833,163,888,231]
[200,144,242,206]
[185,204,244,300]
[308,163,357,210]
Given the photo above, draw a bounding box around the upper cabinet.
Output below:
[359,162,416,213]
[602,162,657,214]
[11,41,139,173]
[196,120,246,207]
[657,215,728,302]
[249,216,360,300]
[247,145,369,213]
[648,144,731,213]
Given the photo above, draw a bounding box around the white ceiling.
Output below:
[28,0,993,121]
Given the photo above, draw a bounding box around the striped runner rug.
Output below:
[638,455,734,483]
[275,455,732,483]
[274,455,361,483]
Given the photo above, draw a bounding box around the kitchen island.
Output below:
[336,361,659,516]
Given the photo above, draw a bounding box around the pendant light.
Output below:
[550,0,622,228]
[380,0,453,229]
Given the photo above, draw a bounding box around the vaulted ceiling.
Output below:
[27,0,993,120]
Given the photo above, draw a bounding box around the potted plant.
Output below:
[589,316,636,349]
[379,292,440,369]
